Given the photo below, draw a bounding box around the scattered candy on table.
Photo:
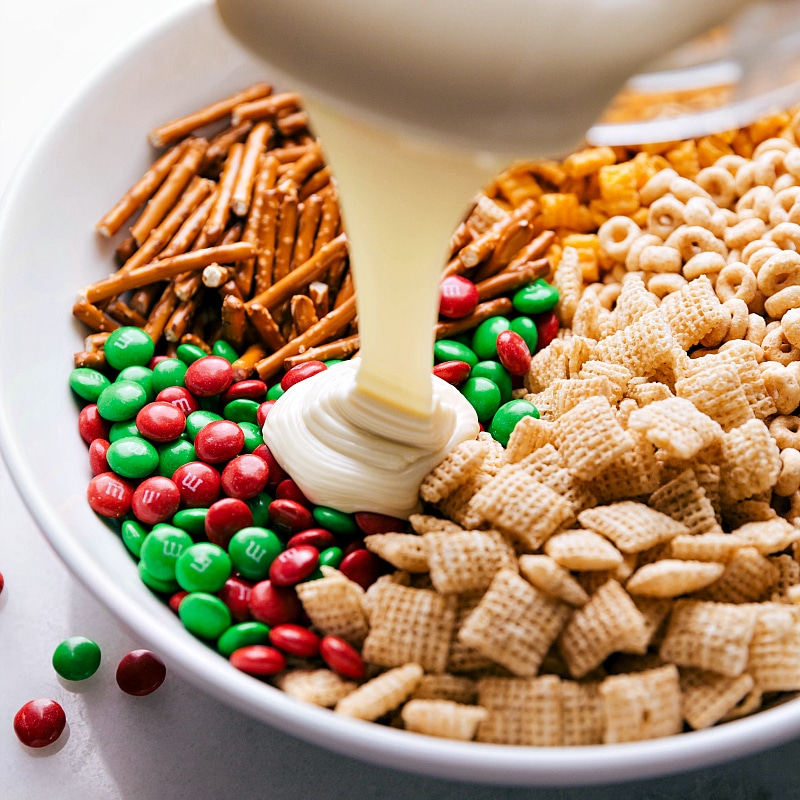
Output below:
[52,636,102,682]
[13,699,67,749]
[116,649,167,696]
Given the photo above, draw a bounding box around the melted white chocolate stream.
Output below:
[262,359,479,518]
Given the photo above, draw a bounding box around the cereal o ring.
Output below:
[639,167,679,205]
[597,216,641,262]
[769,221,800,251]
[736,184,774,221]
[682,251,726,281]
[647,195,685,239]
[666,225,726,262]
[775,448,800,497]
[757,250,800,296]
[782,308,800,349]
[765,286,800,319]
[762,326,800,366]
[647,273,687,299]
[715,262,757,304]
[770,415,800,450]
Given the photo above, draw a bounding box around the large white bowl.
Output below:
[1,0,799,786]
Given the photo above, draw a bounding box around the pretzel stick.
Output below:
[231,122,272,217]
[313,192,341,254]
[254,189,281,295]
[469,200,539,280]
[236,155,278,296]
[308,280,330,318]
[282,144,323,187]
[231,92,301,125]
[164,293,202,343]
[232,343,267,381]
[220,278,244,303]
[104,299,147,328]
[221,294,247,349]
[254,296,357,380]
[81,242,256,303]
[72,298,121,332]
[160,188,218,259]
[201,120,253,173]
[475,257,550,301]
[246,234,347,311]
[203,142,244,244]
[332,268,354,308]
[148,82,273,148]
[273,190,299,284]
[448,222,472,258]
[435,298,514,339]
[297,165,330,200]
[84,332,111,352]
[202,264,233,288]
[95,143,185,237]
[290,293,319,335]
[269,143,316,164]
[173,272,203,303]
[247,303,287,351]
[482,218,534,276]
[277,111,309,137]
[144,283,179,342]
[119,177,214,275]
[282,334,361,368]
[505,229,556,271]
[292,194,323,268]
[114,236,138,266]
[74,350,107,370]
[130,138,208,246]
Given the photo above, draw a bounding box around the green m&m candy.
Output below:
[489,399,540,447]
[471,316,511,361]
[175,542,232,593]
[461,376,501,422]
[512,279,559,314]
[179,592,232,639]
[104,326,155,370]
[96,380,148,422]
[139,526,193,582]
[52,636,102,681]
[152,358,188,392]
[470,360,513,404]
[433,339,478,367]
[69,368,111,402]
[217,621,271,657]
[227,527,282,581]
[106,436,159,479]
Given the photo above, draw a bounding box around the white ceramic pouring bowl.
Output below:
[1,0,800,786]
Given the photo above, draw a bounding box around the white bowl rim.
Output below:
[1,0,800,787]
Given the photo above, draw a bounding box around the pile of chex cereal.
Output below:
[282,109,800,745]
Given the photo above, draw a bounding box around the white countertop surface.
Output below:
[2,2,800,798]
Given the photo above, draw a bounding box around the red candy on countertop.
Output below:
[13,699,67,748]
[116,649,167,696]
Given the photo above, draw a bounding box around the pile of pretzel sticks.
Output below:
[73,83,550,382]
